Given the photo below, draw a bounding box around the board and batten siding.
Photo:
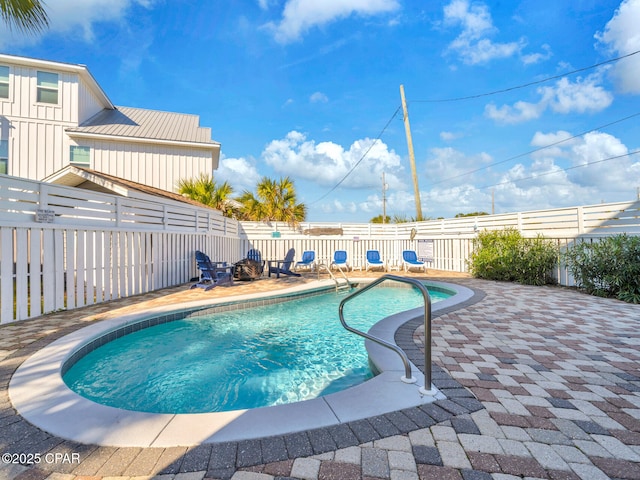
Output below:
[0,63,107,180]
[88,139,214,193]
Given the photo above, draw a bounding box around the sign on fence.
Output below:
[417,239,434,262]
[35,209,55,223]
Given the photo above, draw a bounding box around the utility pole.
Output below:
[382,172,388,223]
[400,85,423,221]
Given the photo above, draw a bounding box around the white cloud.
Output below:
[417,130,638,218]
[443,0,524,65]
[215,155,261,192]
[566,131,632,188]
[539,75,613,114]
[321,199,357,214]
[485,73,613,124]
[596,0,640,94]
[309,91,329,103]
[425,147,493,185]
[264,0,400,44]
[484,100,544,124]
[262,130,404,189]
[440,131,463,142]
[521,44,553,65]
[0,0,152,47]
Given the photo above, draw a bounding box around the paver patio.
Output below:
[1,271,639,480]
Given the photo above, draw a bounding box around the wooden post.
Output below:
[400,85,423,221]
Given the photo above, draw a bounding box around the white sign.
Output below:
[35,209,55,223]
[417,239,434,262]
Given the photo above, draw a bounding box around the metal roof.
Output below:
[66,106,219,147]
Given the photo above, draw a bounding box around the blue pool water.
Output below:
[64,285,451,413]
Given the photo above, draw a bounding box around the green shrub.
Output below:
[468,228,558,286]
[563,234,640,303]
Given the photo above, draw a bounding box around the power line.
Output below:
[309,106,402,205]
[411,49,640,103]
[307,49,640,207]
[429,111,640,187]
[474,149,640,193]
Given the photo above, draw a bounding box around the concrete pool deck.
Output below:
[1,270,639,479]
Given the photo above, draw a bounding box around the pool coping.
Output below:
[9,279,478,448]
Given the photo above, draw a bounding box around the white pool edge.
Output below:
[9,279,472,447]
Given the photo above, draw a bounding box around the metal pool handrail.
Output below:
[338,275,433,391]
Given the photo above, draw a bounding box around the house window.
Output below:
[70,146,90,166]
[0,66,8,99]
[37,71,58,104]
[0,139,8,174]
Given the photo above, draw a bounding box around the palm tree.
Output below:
[1,0,49,33]
[177,173,236,217]
[237,176,307,224]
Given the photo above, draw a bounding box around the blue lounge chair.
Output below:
[331,250,349,271]
[191,250,233,290]
[268,248,301,278]
[402,250,427,272]
[295,250,316,271]
[366,249,386,271]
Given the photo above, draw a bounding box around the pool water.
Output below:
[64,285,450,413]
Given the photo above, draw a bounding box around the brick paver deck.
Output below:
[1,273,639,480]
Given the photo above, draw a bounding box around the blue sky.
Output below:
[2,0,640,222]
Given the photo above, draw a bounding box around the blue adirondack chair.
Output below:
[268,248,301,278]
[191,250,233,290]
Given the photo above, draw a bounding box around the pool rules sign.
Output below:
[35,209,55,223]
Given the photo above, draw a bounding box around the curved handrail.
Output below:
[338,275,432,388]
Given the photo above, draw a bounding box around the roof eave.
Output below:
[65,130,221,150]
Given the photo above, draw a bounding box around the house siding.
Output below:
[86,139,213,192]
[1,54,218,193]
[78,80,108,124]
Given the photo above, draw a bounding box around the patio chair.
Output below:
[366,249,386,271]
[268,248,301,278]
[402,250,427,272]
[331,250,349,271]
[191,250,233,291]
[295,250,316,271]
[234,249,264,280]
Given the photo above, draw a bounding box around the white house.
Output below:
[0,53,220,193]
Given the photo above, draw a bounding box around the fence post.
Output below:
[39,184,49,210]
[577,206,584,234]
[115,197,122,227]
[163,205,169,230]
[517,212,523,232]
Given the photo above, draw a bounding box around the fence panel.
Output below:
[1,173,639,324]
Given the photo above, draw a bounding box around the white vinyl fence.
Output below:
[240,200,640,285]
[0,175,241,324]
[2,173,639,324]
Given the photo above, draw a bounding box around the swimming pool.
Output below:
[63,284,451,414]
[11,279,475,446]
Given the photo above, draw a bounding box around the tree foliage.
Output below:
[237,176,306,224]
[177,174,236,217]
[1,0,49,33]
[455,211,489,218]
[563,234,640,303]
[468,228,558,286]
